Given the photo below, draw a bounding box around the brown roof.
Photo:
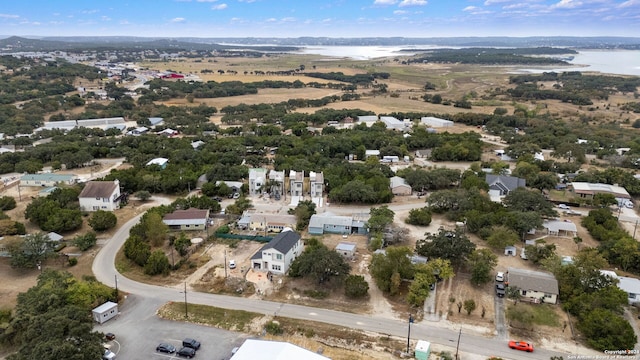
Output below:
[507,267,559,295]
[79,181,118,198]
[163,209,209,221]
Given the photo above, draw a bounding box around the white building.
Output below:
[78,180,122,211]
[249,168,267,195]
[250,229,303,275]
[289,170,304,197]
[231,339,329,360]
[420,116,454,127]
[92,301,118,324]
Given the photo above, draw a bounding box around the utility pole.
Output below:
[406,314,413,354]
[114,275,118,303]
[182,282,188,319]
[634,219,638,239]
[224,250,228,278]
[455,328,461,360]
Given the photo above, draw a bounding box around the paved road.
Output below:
[93,202,570,360]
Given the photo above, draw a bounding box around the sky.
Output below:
[0,0,639,38]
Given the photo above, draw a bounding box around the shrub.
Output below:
[68,257,78,266]
[265,321,283,335]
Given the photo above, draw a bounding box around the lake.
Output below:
[294,46,640,76]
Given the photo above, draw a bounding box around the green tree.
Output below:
[416,228,476,266]
[134,190,152,201]
[485,226,518,249]
[468,249,498,285]
[123,234,151,267]
[288,200,316,231]
[0,196,16,211]
[344,275,369,298]
[88,210,117,232]
[144,250,171,275]
[463,299,477,315]
[369,246,414,294]
[502,188,557,217]
[72,232,97,251]
[578,309,636,351]
[144,212,168,247]
[289,243,350,284]
[367,205,395,234]
[405,207,432,226]
[407,272,435,307]
[6,232,55,269]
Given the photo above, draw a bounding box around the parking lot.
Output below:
[94,295,248,360]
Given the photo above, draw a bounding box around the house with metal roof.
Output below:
[486,175,526,197]
[146,157,169,169]
[569,182,631,203]
[250,229,304,275]
[616,276,640,304]
[308,212,368,235]
[231,339,329,360]
[357,115,379,126]
[420,116,454,127]
[78,180,122,211]
[335,242,357,260]
[390,176,412,196]
[542,219,578,237]
[248,213,296,233]
[162,208,210,231]
[507,267,559,304]
[20,173,77,187]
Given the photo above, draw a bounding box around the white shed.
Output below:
[92,301,118,324]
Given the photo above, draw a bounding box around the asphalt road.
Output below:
[92,202,570,360]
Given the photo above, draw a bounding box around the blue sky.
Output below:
[0,0,639,38]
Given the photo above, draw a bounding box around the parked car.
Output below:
[496,283,506,297]
[520,247,528,260]
[509,340,534,352]
[495,272,505,282]
[177,347,196,358]
[104,332,115,341]
[558,204,570,210]
[182,338,201,350]
[232,192,240,199]
[229,259,236,269]
[102,348,116,360]
[156,343,177,354]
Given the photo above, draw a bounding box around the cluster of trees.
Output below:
[410,47,574,65]
[25,187,83,233]
[304,71,390,85]
[288,200,316,231]
[582,208,640,274]
[0,270,114,360]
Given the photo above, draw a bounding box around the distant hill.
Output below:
[0,35,639,52]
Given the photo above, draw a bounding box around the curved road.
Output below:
[93,206,570,360]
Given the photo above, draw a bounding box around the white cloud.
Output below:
[394,10,408,14]
[198,0,218,2]
[238,0,256,2]
[81,9,99,14]
[321,18,332,23]
[212,3,228,9]
[399,0,427,6]
[551,0,583,9]
[281,17,296,22]
[463,6,479,11]
[170,17,186,23]
[484,0,510,5]
[119,20,130,25]
[0,14,19,19]
[101,16,111,21]
[373,0,398,5]
[618,0,639,7]
[265,17,277,22]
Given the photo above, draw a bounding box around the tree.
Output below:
[6,232,55,269]
[369,246,414,294]
[134,190,152,201]
[289,243,350,284]
[144,250,171,275]
[143,212,168,247]
[344,275,369,298]
[463,299,476,315]
[407,272,434,307]
[578,309,636,351]
[288,200,316,231]
[2,270,108,360]
[468,249,498,285]
[506,286,522,304]
[367,205,395,234]
[416,228,476,266]
[173,233,191,257]
[525,241,556,264]
[592,193,617,207]
[485,226,518,249]
[502,188,557,217]
[123,234,151,267]
[72,232,97,251]
[0,196,16,211]
[88,210,117,232]
[405,207,432,226]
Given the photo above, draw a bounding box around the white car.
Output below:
[229,260,236,269]
[496,272,505,282]
[558,204,570,210]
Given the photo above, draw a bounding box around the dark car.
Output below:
[177,346,196,358]
[156,343,177,354]
[496,283,506,297]
[182,338,201,350]
[104,332,115,341]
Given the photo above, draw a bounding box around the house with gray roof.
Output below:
[507,267,559,304]
[486,174,526,197]
[78,180,122,211]
[390,176,412,196]
[335,242,357,260]
[617,276,640,304]
[251,229,303,275]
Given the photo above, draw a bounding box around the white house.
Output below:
[617,276,640,304]
[92,301,118,324]
[146,157,169,169]
[231,339,330,360]
[78,180,122,211]
[289,170,304,197]
[20,173,77,187]
[507,267,559,304]
[250,229,304,275]
[390,176,412,195]
[249,168,267,195]
[420,116,454,127]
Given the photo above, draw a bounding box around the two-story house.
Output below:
[78,180,122,212]
[250,229,304,275]
[289,170,304,197]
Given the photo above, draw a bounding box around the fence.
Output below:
[214,233,273,242]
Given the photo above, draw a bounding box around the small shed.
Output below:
[335,242,356,260]
[504,245,517,256]
[92,301,118,324]
[414,340,431,360]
